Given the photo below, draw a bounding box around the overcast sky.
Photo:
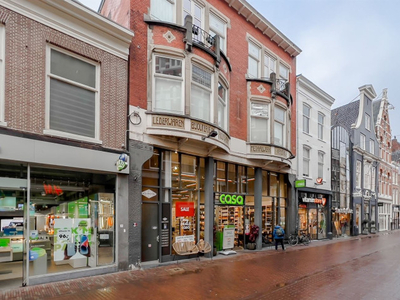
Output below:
[79,0,400,138]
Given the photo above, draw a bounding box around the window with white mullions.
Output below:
[48,48,98,139]
[274,106,286,147]
[209,13,227,53]
[248,42,260,78]
[250,102,269,143]
[318,151,324,179]
[217,82,228,131]
[191,65,212,122]
[303,104,310,134]
[303,146,310,177]
[151,0,175,23]
[318,112,324,140]
[263,53,276,80]
[154,56,184,114]
[183,0,203,41]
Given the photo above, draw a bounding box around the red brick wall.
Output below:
[1,6,128,151]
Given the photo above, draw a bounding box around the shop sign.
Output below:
[295,179,306,188]
[378,202,384,206]
[333,208,353,214]
[175,202,195,217]
[176,235,194,242]
[218,194,245,206]
[116,153,128,171]
[302,197,327,206]
[316,178,323,185]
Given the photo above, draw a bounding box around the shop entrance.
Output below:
[214,206,244,250]
[0,185,27,290]
[298,206,327,240]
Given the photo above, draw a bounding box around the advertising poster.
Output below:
[223,225,235,250]
[54,218,91,263]
[68,197,88,218]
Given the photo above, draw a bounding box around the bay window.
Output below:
[274,106,286,147]
[151,0,175,23]
[191,65,212,122]
[217,82,228,131]
[250,102,269,143]
[47,47,99,141]
[154,56,184,114]
[248,42,260,78]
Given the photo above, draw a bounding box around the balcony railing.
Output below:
[276,79,288,93]
[192,24,215,51]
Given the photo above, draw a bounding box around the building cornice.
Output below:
[224,0,301,57]
[1,0,134,59]
[297,74,335,107]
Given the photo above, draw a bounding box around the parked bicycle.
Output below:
[288,230,311,246]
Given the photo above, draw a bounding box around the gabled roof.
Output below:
[372,99,381,125]
[331,101,360,132]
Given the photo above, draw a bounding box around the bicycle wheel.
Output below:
[302,235,310,245]
[288,234,298,246]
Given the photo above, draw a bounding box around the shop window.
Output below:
[191,65,212,122]
[250,102,269,143]
[28,167,116,276]
[46,47,99,141]
[274,106,286,147]
[227,163,237,193]
[154,56,184,114]
[262,171,269,196]
[238,166,246,194]
[303,104,310,134]
[215,161,226,192]
[247,167,255,195]
[279,174,287,198]
[143,149,160,186]
[151,0,175,23]
[217,82,228,131]
[209,12,227,53]
[270,173,278,197]
[279,198,286,230]
[0,24,5,126]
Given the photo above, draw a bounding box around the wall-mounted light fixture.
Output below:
[202,130,218,141]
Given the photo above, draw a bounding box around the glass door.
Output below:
[308,208,318,240]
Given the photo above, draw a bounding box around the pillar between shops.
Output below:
[254,167,262,250]
[204,157,214,257]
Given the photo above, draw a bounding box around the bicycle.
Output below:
[288,230,311,246]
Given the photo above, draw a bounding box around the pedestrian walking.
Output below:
[273,225,285,250]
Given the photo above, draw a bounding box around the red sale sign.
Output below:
[175,202,195,217]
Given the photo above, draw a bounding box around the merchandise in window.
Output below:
[154,56,183,114]
[48,48,98,139]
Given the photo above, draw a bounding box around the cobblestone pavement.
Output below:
[1,231,400,300]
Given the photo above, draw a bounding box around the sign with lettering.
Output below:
[175,235,194,242]
[152,115,185,128]
[301,197,327,206]
[223,225,235,249]
[295,179,306,188]
[175,202,195,217]
[215,193,245,206]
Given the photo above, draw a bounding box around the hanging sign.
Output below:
[175,202,195,217]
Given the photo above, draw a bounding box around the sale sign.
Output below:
[175,202,195,217]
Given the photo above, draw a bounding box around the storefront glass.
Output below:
[28,166,116,277]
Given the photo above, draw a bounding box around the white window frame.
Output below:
[190,64,213,122]
[183,0,204,41]
[303,104,310,134]
[150,0,176,23]
[356,160,362,189]
[370,139,375,155]
[44,46,100,144]
[248,41,260,78]
[318,112,324,140]
[364,162,371,190]
[263,52,276,80]
[365,113,371,131]
[303,146,310,177]
[274,105,286,147]
[250,101,269,143]
[209,11,227,53]
[318,151,324,179]
[0,25,5,126]
[371,166,376,191]
[279,63,289,81]
[360,133,366,150]
[217,81,228,131]
[153,54,184,115]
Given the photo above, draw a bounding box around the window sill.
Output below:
[318,138,326,143]
[43,129,102,145]
[302,132,312,137]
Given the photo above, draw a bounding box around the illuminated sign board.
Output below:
[215,193,245,206]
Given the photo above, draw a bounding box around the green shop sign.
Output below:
[219,194,244,206]
[295,179,306,188]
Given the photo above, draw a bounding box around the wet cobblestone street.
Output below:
[2,231,400,300]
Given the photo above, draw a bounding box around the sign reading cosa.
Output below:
[219,194,244,206]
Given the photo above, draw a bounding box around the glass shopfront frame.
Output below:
[0,162,117,287]
[298,192,328,240]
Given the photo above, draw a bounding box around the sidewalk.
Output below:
[0,231,390,300]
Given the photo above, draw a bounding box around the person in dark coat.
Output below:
[273,225,285,250]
